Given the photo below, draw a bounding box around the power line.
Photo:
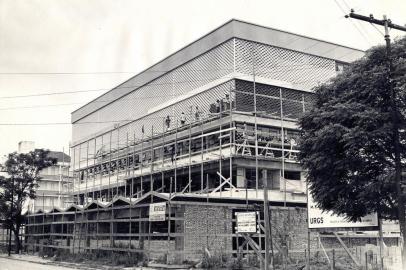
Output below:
[0,71,333,111]
[0,89,107,99]
[370,22,385,37]
[0,68,233,75]
[0,59,366,111]
[0,63,346,100]
[0,115,196,126]
[332,0,373,47]
[0,72,138,75]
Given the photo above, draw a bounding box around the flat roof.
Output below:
[72,19,364,123]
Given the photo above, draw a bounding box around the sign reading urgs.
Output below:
[149,202,166,222]
[307,194,378,229]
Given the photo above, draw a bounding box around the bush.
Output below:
[51,249,144,267]
[225,255,244,269]
[201,251,227,269]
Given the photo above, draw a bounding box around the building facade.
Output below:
[28,151,72,212]
[13,141,73,212]
[26,20,384,264]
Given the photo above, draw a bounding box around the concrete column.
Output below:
[269,170,281,190]
[236,167,246,188]
[175,205,185,264]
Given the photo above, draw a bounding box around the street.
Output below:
[0,257,74,270]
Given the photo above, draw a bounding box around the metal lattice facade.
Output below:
[71,36,349,170]
[234,79,315,120]
[234,38,336,90]
[72,40,234,144]
[72,80,234,169]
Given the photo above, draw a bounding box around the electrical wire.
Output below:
[0,57,367,112]
[0,114,203,126]
[0,68,233,75]
[332,0,374,47]
[0,58,357,101]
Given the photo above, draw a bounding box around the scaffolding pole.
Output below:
[141,128,144,197]
[280,88,286,208]
[167,177,172,263]
[85,140,89,204]
[229,82,233,197]
[116,126,120,197]
[93,139,96,201]
[162,121,165,193]
[188,109,192,193]
[175,120,178,193]
[99,136,103,201]
[252,43,259,198]
[150,126,154,192]
[201,119,204,192]
[108,131,112,201]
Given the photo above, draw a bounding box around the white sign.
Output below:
[149,202,166,222]
[308,194,378,229]
[236,212,257,233]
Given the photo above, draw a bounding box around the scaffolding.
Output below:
[23,82,310,263]
[24,41,319,264]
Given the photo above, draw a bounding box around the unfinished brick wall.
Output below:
[320,236,400,249]
[183,204,233,260]
[269,206,320,251]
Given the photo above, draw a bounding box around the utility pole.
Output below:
[346,10,406,270]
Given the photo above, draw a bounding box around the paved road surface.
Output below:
[0,257,75,270]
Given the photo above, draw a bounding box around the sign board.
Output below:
[236,212,257,233]
[149,202,166,222]
[308,194,378,229]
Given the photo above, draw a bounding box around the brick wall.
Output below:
[183,204,233,260]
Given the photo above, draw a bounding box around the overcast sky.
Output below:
[0,0,405,157]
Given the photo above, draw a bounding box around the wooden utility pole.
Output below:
[346,10,406,270]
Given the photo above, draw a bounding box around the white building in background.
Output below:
[18,141,35,154]
[15,141,73,212]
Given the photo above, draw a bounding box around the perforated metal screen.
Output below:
[72,37,339,165]
[234,39,336,90]
[234,79,313,120]
[73,80,234,169]
[72,40,234,143]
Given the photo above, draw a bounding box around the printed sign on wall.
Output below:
[149,202,166,222]
[308,194,378,229]
[236,212,257,233]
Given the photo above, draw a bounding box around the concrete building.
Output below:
[28,150,72,212]
[26,20,396,265]
[18,141,35,154]
[0,142,72,249]
[13,141,73,212]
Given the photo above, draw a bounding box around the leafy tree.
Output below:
[298,36,406,266]
[0,149,56,253]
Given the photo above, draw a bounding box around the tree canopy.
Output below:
[0,149,56,253]
[298,36,406,221]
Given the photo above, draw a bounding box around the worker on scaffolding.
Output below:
[194,106,201,121]
[223,93,230,111]
[215,99,221,114]
[169,144,175,164]
[165,115,171,130]
[180,112,186,125]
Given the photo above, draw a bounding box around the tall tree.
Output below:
[0,149,56,253]
[298,36,406,267]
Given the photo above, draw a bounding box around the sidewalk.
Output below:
[0,253,156,270]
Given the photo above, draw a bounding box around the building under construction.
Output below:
[24,20,368,264]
